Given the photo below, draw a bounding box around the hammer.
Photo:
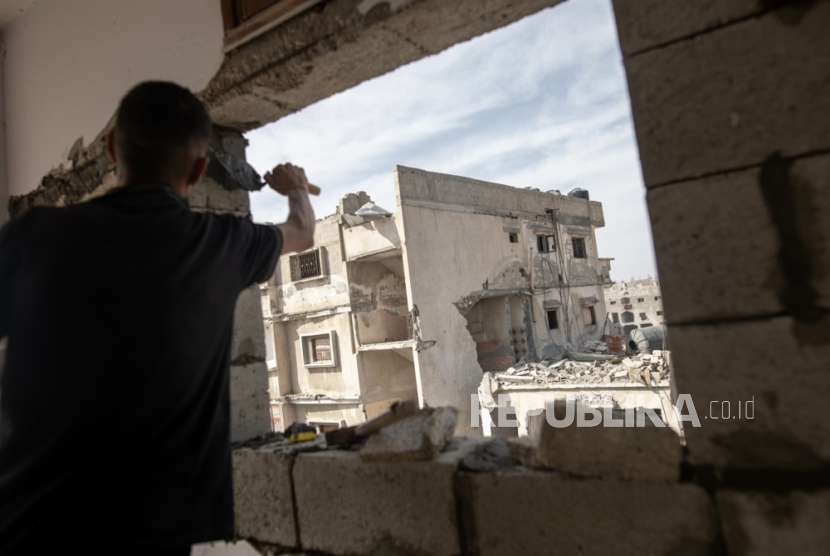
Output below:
[206,149,321,195]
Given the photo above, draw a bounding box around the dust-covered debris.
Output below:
[494,350,671,386]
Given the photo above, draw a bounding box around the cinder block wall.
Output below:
[230,441,725,556]
[612,0,830,551]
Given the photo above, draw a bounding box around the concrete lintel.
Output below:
[201,0,565,131]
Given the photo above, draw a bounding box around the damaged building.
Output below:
[604,277,664,335]
[263,165,613,434]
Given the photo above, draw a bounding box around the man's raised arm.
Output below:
[264,163,316,254]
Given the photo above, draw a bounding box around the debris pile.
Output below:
[495,350,671,386]
[239,401,459,463]
[581,339,612,355]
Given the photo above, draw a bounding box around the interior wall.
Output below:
[1,0,224,197]
[357,350,418,408]
[465,297,512,372]
[350,260,410,345]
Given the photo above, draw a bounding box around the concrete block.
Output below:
[612,0,760,56]
[293,449,463,556]
[232,445,297,547]
[229,285,271,442]
[650,153,830,323]
[360,406,458,462]
[460,471,719,556]
[233,285,269,364]
[625,2,830,186]
[671,316,830,469]
[230,361,271,443]
[533,403,682,482]
[718,489,830,555]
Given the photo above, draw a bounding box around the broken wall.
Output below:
[349,260,410,345]
[465,297,513,372]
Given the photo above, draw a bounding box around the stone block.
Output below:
[718,489,830,555]
[649,154,830,323]
[671,316,830,469]
[534,402,682,482]
[232,445,298,547]
[360,406,458,463]
[612,0,761,56]
[460,471,719,556]
[624,2,830,186]
[294,449,462,555]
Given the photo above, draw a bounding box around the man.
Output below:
[0,81,315,554]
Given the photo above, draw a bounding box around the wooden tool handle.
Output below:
[307,183,321,196]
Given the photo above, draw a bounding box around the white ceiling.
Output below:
[0,0,38,28]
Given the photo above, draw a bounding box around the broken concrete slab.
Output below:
[360,406,458,463]
[533,401,682,482]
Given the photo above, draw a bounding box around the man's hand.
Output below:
[264,163,309,197]
[268,163,316,255]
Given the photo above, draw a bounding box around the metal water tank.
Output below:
[628,325,665,354]
[567,188,590,200]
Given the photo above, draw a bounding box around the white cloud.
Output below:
[246,0,657,280]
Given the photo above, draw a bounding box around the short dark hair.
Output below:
[115,81,212,183]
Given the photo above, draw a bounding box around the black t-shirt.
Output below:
[0,183,281,554]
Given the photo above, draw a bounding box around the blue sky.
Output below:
[245,0,657,281]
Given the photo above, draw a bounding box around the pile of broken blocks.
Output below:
[235,398,683,483]
[236,401,461,463]
[495,349,671,387]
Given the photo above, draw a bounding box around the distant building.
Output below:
[604,278,664,336]
[262,166,613,434]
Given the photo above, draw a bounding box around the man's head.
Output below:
[108,81,212,196]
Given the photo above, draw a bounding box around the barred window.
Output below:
[289,249,322,281]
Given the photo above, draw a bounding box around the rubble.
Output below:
[494,349,671,386]
[582,339,613,355]
[359,407,458,463]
